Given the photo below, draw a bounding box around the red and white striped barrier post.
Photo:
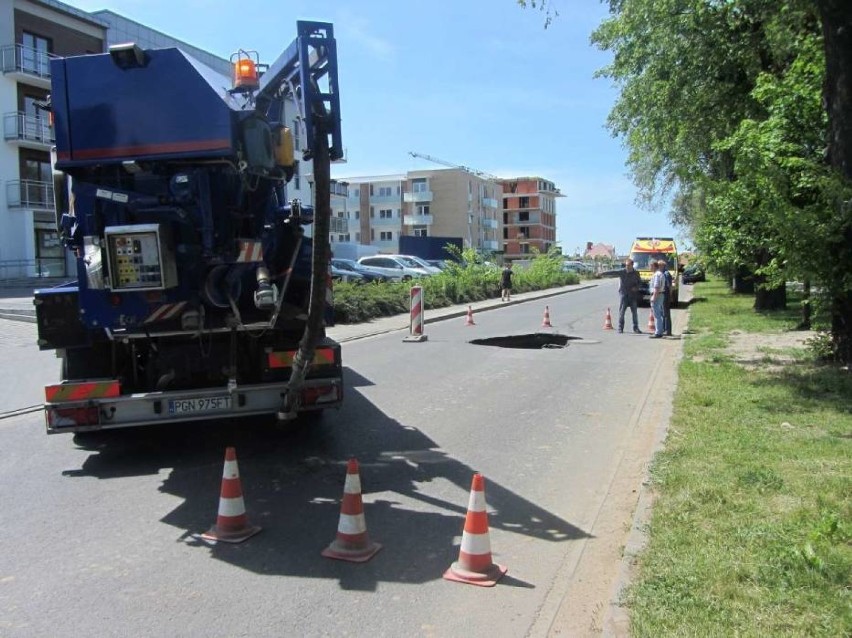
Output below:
[403,285,428,342]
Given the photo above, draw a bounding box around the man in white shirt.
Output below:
[649,260,665,338]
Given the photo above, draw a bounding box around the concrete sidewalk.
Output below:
[0,282,597,335]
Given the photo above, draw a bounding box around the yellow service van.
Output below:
[629,237,682,306]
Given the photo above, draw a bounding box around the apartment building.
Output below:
[0,1,331,280]
[0,0,107,278]
[340,168,502,255]
[500,177,563,260]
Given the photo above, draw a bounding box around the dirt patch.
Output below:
[724,330,810,371]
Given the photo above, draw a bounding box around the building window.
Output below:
[22,32,51,76]
[370,207,375,218]
[413,225,428,237]
[521,244,530,254]
[378,186,392,197]
[23,158,51,182]
[353,188,359,198]
[354,210,360,220]
[379,209,393,219]
[519,226,530,238]
[380,231,393,241]
[416,205,430,216]
[519,211,529,222]
[370,229,375,241]
[519,196,530,208]
[412,178,428,193]
[355,232,360,242]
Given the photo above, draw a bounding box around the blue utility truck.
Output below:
[35,22,344,434]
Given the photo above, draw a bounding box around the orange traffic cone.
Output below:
[542,306,553,328]
[465,306,476,326]
[603,307,614,330]
[322,458,382,562]
[444,473,507,587]
[202,446,261,543]
[647,310,656,332]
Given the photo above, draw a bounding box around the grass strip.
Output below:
[629,279,852,637]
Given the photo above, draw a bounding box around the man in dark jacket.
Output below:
[661,261,674,336]
[618,258,642,333]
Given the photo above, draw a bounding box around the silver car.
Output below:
[357,255,432,280]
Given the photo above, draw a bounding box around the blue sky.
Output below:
[70,0,683,256]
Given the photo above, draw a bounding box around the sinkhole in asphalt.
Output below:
[469,333,581,349]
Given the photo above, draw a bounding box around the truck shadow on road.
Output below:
[67,366,590,590]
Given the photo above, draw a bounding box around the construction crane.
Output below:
[408,151,500,181]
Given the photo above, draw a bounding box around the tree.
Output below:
[584,0,852,362]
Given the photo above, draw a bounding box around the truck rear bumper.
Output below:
[44,378,342,434]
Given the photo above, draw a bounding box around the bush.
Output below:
[331,247,580,324]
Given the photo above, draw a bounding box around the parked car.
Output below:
[426,259,456,271]
[395,255,443,274]
[562,260,595,275]
[330,264,365,284]
[599,263,626,278]
[331,258,396,283]
[682,264,706,284]
[357,255,432,280]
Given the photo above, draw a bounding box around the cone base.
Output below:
[403,335,428,343]
[201,524,262,544]
[322,540,382,563]
[443,561,507,587]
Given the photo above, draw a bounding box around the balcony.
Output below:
[482,240,500,251]
[6,180,55,210]
[329,217,349,233]
[329,181,349,198]
[0,44,55,89]
[370,215,400,227]
[403,214,434,226]
[403,191,433,203]
[482,218,498,230]
[369,193,400,205]
[4,112,54,149]
[483,197,499,209]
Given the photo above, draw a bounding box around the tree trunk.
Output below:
[754,283,787,311]
[732,266,754,294]
[817,0,852,364]
[797,280,812,330]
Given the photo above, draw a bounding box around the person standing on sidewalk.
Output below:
[500,262,514,302]
[649,261,665,339]
[660,260,674,336]
[617,258,642,333]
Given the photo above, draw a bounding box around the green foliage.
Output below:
[630,278,852,636]
[331,248,578,324]
[592,0,852,362]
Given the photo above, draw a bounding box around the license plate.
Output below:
[168,396,232,415]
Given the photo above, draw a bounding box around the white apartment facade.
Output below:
[339,168,502,255]
[0,0,107,278]
[0,1,329,279]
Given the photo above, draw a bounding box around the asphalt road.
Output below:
[0,280,684,637]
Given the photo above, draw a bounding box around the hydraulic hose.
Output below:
[279,120,331,420]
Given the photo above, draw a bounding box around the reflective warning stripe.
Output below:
[267,348,335,369]
[46,381,120,402]
[143,302,186,324]
[236,240,264,263]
